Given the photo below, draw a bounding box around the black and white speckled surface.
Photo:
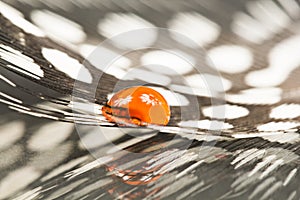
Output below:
[1,0,300,199]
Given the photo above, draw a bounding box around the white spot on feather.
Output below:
[232,131,294,141]
[179,120,233,130]
[226,87,282,105]
[245,35,300,87]
[185,74,232,92]
[141,50,195,75]
[232,0,290,44]
[80,45,132,78]
[270,104,300,119]
[42,48,92,83]
[202,104,249,119]
[0,2,45,37]
[207,45,253,74]
[98,13,156,49]
[257,121,300,131]
[168,12,220,47]
[31,10,86,43]
[261,132,300,143]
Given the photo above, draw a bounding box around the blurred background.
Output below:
[1,0,300,199]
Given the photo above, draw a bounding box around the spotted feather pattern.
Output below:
[1,0,300,199]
